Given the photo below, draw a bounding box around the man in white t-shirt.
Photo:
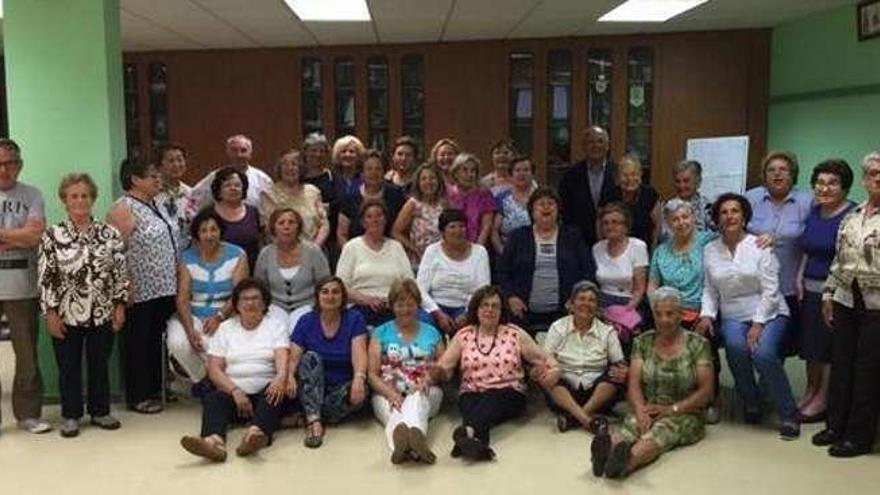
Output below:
[191,134,273,208]
[0,138,51,434]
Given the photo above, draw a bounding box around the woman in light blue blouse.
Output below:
[491,156,537,255]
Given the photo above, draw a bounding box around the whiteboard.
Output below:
[685,135,749,202]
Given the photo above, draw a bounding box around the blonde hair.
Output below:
[331,135,366,165]
[617,155,643,177]
[58,173,98,201]
[429,138,460,164]
[387,278,422,306]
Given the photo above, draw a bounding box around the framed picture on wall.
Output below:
[858,0,880,41]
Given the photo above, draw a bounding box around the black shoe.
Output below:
[590,431,611,477]
[452,426,489,461]
[812,428,840,447]
[828,441,871,458]
[779,422,800,441]
[604,441,633,479]
[588,416,610,435]
[744,409,762,425]
[796,410,827,424]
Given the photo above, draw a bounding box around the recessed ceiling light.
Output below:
[599,0,709,23]
[285,0,371,22]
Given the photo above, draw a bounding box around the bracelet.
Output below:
[354,372,367,381]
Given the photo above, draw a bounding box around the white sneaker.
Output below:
[18,418,52,434]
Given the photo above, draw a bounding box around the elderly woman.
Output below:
[332,134,366,196]
[256,208,330,332]
[613,155,660,251]
[302,133,334,196]
[428,138,460,192]
[369,279,445,464]
[180,278,290,462]
[480,138,517,193]
[594,203,649,315]
[392,164,447,267]
[541,281,627,432]
[428,286,558,461]
[659,160,715,242]
[337,149,405,245]
[795,160,855,423]
[211,166,263,271]
[497,187,594,333]
[448,153,496,247]
[384,136,419,189]
[745,151,812,356]
[417,209,491,334]
[289,276,368,448]
[155,142,197,248]
[491,155,537,255]
[108,158,178,414]
[336,199,418,327]
[38,174,129,437]
[648,198,721,421]
[813,152,880,458]
[590,287,713,479]
[696,193,799,440]
[259,149,329,247]
[167,209,248,392]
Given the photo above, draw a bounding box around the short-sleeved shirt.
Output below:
[543,315,624,389]
[495,188,533,245]
[455,324,526,394]
[291,309,368,386]
[593,237,649,298]
[218,204,262,271]
[449,187,496,242]
[631,330,712,406]
[0,182,45,299]
[798,203,855,284]
[372,320,442,393]
[182,242,244,320]
[207,316,289,394]
[649,231,717,309]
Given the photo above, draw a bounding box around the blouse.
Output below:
[543,316,624,390]
[38,219,129,327]
[593,237,649,298]
[823,202,880,309]
[700,234,788,323]
[155,181,197,250]
[373,320,443,393]
[291,309,368,386]
[449,187,496,242]
[254,242,330,311]
[181,242,244,320]
[335,237,413,299]
[208,316,289,394]
[406,198,444,266]
[798,203,855,285]
[116,195,178,303]
[218,204,262,271]
[259,183,327,241]
[495,187,534,246]
[455,324,526,394]
[416,241,491,312]
[631,330,712,406]
[649,231,717,310]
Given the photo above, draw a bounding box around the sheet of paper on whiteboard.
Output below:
[685,136,749,202]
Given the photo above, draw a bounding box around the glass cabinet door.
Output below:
[626,47,653,179]
[123,63,141,160]
[547,49,572,186]
[148,62,168,153]
[301,58,323,137]
[367,56,389,152]
[587,49,613,131]
[335,57,356,138]
[509,52,534,156]
[400,54,425,151]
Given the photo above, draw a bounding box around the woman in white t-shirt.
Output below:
[593,203,649,311]
[417,208,491,334]
[179,278,290,463]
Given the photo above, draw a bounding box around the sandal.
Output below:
[556,414,571,433]
[390,424,411,464]
[590,430,611,477]
[237,430,269,457]
[181,435,227,462]
[304,420,324,449]
[604,441,633,479]
[130,400,163,415]
[407,426,436,464]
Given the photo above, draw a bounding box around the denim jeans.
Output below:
[719,316,797,422]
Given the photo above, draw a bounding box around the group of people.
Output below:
[0,126,878,478]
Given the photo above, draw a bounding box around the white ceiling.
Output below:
[11,0,863,51]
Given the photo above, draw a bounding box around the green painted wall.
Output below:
[3,0,126,399]
[768,4,880,200]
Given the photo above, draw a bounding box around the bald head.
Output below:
[225,134,253,169]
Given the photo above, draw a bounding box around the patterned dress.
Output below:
[618,330,712,452]
[407,198,443,266]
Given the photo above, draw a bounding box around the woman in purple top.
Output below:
[289,276,368,449]
[212,166,263,271]
[795,159,855,423]
[448,153,496,247]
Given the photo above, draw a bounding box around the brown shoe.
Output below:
[181,436,227,462]
[236,430,269,457]
[407,426,436,464]
[390,424,411,464]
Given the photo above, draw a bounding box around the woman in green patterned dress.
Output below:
[590,286,714,479]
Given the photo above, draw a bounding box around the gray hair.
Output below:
[648,286,682,311]
[450,152,480,177]
[226,134,252,149]
[273,149,303,180]
[672,159,702,180]
[569,280,600,303]
[662,198,694,218]
[862,151,880,172]
[302,132,329,151]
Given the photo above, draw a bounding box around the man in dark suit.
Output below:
[558,126,617,248]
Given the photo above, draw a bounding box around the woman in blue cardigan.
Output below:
[496,187,595,335]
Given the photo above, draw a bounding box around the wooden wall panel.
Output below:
[123,29,770,196]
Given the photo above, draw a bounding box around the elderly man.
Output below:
[559,126,617,248]
[192,134,273,208]
[0,138,51,434]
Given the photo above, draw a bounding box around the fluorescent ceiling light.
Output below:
[285,0,370,22]
[599,0,709,23]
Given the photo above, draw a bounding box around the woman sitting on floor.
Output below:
[180,278,290,462]
[368,279,445,464]
[541,281,627,432]
[590,286,713,479]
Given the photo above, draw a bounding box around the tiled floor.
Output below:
[1,343,877,495]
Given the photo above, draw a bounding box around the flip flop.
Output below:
[181,436,227,462]
[304,420,324,449]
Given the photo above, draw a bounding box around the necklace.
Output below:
[474,327,498,356]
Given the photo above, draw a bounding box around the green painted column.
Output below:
[4,0,126,399]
